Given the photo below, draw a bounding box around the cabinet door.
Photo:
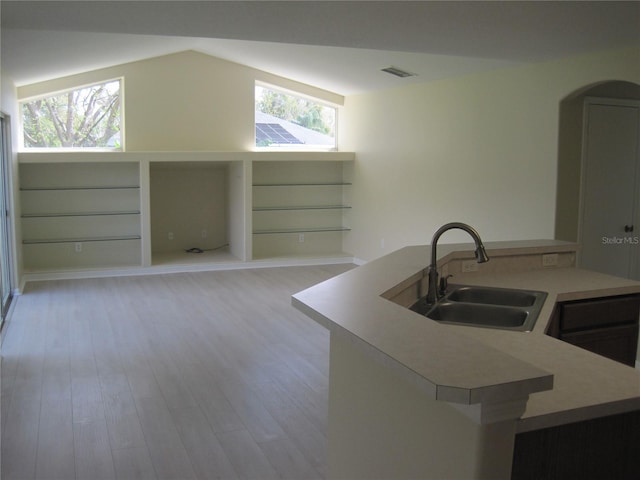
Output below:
[560,295,640,331]
[580,99,640,279]
[560,324,639,366]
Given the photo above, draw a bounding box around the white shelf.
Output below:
[253,205,350,211]
[254,227,351,235]
[22,211,141,218]
[20,185,139,191]
[253,182,352,187]
[23,235,142,245]
[18,150,355,163]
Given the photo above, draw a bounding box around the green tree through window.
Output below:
[22,80,122,149]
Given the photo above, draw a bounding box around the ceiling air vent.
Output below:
[381,66,416,78]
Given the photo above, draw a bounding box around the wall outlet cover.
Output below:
[461,260,479,272]
[542,253,559,267]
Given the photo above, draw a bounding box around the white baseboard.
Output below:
[19,256,358,288]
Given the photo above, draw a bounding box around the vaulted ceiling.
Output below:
[2,1,639,94]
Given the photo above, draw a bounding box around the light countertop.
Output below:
[292,240,640,432]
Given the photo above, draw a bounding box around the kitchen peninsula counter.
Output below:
[438,266,640,433]
[292,240,640,432]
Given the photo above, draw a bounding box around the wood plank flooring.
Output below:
[1,264,354,480]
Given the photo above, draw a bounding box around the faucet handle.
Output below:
[438,274,453,296]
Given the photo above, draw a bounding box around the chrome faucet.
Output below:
[426,222,489,305]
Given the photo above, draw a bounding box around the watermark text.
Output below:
[602,236,639,245]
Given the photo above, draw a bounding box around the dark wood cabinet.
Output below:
[516,294,640,478]
[512,409,640,480]
[546,294,640,367]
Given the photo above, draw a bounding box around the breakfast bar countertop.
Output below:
[292,240,640,433]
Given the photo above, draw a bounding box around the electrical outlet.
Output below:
[380,238,385,249]
[168,232,174,240]
[298,233,305,243]
[74,242,82,253]
[461,259,478,272]
[201,229,207,238]
[542,253,559,267]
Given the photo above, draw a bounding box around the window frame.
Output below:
[19,77,125,152]
[254,81,338,152]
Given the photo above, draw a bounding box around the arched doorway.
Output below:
[555,80,640,279]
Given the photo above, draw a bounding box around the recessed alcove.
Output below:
[149,160,245,266]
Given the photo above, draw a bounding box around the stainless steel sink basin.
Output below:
[426,302,529,328]
[445,286,539,307]
[410,284,547,332]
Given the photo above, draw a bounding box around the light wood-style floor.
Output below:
[1,264,354,480]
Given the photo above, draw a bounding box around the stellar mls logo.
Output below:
[602,236,640,245]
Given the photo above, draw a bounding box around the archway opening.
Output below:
[555,80,640,243]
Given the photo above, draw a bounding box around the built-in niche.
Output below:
[150,161,244,265]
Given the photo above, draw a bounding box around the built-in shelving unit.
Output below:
[20,160,142,271]
[17,151,354,277]
[251,160,352,259]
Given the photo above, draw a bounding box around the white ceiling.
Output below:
[2,1,639,95]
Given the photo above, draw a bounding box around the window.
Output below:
[0,113,14,326]
[255,84,336,149]
[21,79,123,150]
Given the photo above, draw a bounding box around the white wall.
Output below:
[339,46,640,262]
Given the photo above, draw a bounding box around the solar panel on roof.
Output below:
[256,123,303,145]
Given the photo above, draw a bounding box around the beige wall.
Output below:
[339,46,640,261]
[17,50,344,152]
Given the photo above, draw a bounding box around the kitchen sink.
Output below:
[426,302,528,328]
[445,285,540,307]
[410,284,547,332]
